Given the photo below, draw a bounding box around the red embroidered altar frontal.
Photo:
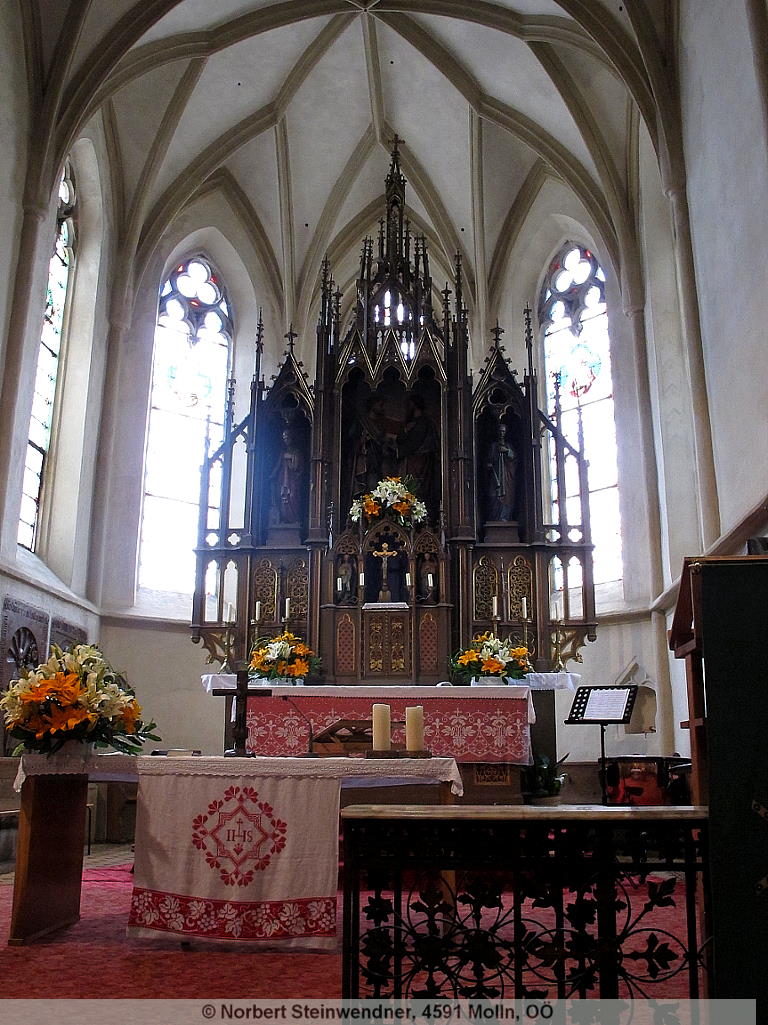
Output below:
[245,686,534,763]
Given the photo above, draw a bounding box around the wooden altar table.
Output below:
[8,752,462,946]
[203,680,535,763]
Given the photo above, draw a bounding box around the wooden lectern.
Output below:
[669,554,768,1002]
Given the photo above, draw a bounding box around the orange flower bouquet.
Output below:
[450,632,533,684]
[248,631,321,683]
[349,476,427,528]
[0,643,160,755]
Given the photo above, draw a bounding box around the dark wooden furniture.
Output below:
[9,774,89,944]
[669,554,768,1002]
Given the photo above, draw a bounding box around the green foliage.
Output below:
[522,752,569,797]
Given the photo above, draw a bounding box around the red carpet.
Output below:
[0,872,342,999]
[0,867,701,999]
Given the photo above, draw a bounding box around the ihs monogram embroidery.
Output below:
[192,785,287,886]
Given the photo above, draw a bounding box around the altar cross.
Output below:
[372,541,396,602]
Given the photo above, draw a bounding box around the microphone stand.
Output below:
[280,694,320,757]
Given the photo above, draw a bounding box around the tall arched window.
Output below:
[539,243,623,587]
[139,257,232,596]
[18,164,76,550]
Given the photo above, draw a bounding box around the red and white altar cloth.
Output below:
[201,684,534,763]
[123,755,462,948]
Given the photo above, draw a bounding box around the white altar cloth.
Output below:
[16,752,461,948]
[526,672,580,690]
[126,755,461,948]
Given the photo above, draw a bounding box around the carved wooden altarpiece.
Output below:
[191,142,596,681]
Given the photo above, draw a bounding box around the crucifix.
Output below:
[372,541,396,602]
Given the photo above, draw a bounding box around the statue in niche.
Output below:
[419,552,438,603]
[485,421,518,521]
[270,426,305,524]
[336,554,356,604]
[397,394,438,512]
[352,397,399,494]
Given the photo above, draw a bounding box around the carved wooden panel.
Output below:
[473,556,498,620]
[364,612,410,677]
[285,558,309,619]
[390,617,405,671]
[252,559,278,620]
[336,613,356,674]
[507,555,533,619]
[418,611,438,673]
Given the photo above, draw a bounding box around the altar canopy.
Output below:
[191,142,597,685]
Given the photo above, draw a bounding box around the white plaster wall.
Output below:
[679,0,768,532]
[637,128,702,584]
[98,619,222,753]
[91,189,273,613]
[555,615,671,762]
[0,3,28,383]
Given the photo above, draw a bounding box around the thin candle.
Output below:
[284,597,291,619]
[492,595,498,618]
[521,596,527,619]
[254,600,261,622]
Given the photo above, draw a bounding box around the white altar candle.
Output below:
[337,576,343,592]
[492,595,498,617]
[224,601,235,623]
[359,571,365,587]
[254,600,261,622]
[405,572,411,587]
[427,573,434,587]
[521,597,528,619]
[405,706,424,751]
[284,597,291,619]
[372,703,391,750]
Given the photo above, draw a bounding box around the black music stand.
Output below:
[566,685,638,804]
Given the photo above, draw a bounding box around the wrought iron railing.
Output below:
[342,806,709,1000]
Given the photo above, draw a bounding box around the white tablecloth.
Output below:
[526,672,580,690]
[16,752,462,949]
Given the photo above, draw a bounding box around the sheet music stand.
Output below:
[566,685,638,804]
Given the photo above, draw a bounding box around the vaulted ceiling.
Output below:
[25,1,675,338]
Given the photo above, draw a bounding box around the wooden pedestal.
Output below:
[9,774,89,944]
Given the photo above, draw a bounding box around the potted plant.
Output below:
[522,752,569,805]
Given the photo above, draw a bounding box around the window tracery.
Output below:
[540,243,623,588]
[18,164,76,550]
[139,257,232,595]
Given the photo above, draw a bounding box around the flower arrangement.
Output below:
[248,631,321,681]
[0,643,160,755]
[350,475,427,528]
[450,632,533,683]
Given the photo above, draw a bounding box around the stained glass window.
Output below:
[539,243,623,587]
[139,257,232,595]
[18,166,76,550]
